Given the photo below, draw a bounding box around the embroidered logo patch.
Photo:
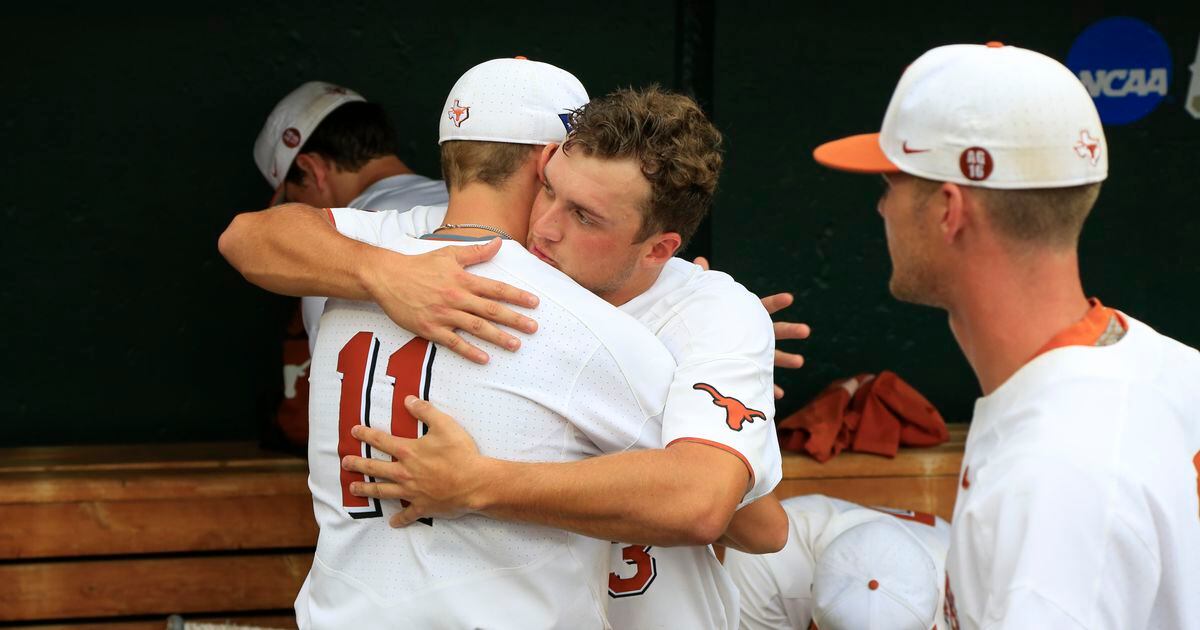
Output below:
[1074,130,1102,165]
[693,383,765,431]
[447,99,470,127]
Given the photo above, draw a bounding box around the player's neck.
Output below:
[441,178,538,247]
[947,248,1089,396]
[598,267,661,307]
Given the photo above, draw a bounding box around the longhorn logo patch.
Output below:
[693,383,765,431]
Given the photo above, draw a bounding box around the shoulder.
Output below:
[663,260,768,323]
[486,246,677,378]
[354,176,449,212]
[642,259,773,361]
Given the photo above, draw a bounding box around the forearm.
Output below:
[717,493,788,554]
[218,203,379,299]
[473,442,746,547]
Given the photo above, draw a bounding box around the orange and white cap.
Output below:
[253,81,366,192]
[811,514,941,630]
[814,43,1108,189]
[438,57,588,146]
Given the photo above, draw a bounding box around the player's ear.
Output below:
[537,143,559,182]
[939,182,967,244]
[644,231,682,266]
[294,153,330,191]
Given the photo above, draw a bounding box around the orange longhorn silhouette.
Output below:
[693,383,765,431]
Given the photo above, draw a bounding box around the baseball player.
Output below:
[344,90,789,629]
[254,81,449,350]
[724,494,950,630]
[227,76,791,627]
[230,58,683,629]
[813,43,1200,629]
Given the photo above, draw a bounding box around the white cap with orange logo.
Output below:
[814,42,1108,189]
[438,57,589,146]
[253,81,366,192]
[811,514,942,630]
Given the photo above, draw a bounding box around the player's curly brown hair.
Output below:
[561,86,722,248]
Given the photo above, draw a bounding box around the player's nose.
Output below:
[531,203,564,242]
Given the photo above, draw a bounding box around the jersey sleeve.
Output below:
[949,454,1159,630]
[658,276,782,507]
[328,207,417,250]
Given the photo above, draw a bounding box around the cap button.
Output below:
[868,579,880,590]
[985,41,1004,48]
[514,55,528,60]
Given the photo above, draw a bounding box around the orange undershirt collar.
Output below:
[1031,298,1127,360]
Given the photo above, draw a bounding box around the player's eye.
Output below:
[574,209,593,226]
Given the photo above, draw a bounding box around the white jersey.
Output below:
[608,257,782,630]
[302,174,448,351]
[397,206,784,630]
[724,495,951,630]
[945,315,1200,630]
[296,207,675,630]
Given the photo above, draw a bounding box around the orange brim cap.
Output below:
[812,133,899,174]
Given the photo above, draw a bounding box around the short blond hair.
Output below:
[440,140,539,190]
[914,177,1102,248]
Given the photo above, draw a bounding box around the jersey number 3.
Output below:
[609,545,657,598]
[337,332,436,522]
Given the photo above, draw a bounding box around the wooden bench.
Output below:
[0,425,965,626]
[775,423,967,520]
[0,443,315,628]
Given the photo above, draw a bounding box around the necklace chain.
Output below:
[432,223,514,241]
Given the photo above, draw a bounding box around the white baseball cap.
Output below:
[253,81,366,191]
[811,515,940,630]
[438,57,588,146]
[814,42,1107,189]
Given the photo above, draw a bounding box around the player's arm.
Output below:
[218,203,538,363]
[717,493,789,554]
[345,397,787,550]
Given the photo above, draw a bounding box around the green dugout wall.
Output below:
[4,2,1197,445]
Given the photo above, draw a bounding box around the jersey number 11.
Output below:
[336,331,436,523]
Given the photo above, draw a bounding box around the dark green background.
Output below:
[4,3,1197,446]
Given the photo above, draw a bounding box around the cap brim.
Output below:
[813,133,900,174]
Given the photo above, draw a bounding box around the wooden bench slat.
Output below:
[0,468,309,505]
[775,424,967,520]
[0,495,317,560]
[774,476,960,521]
[0,553,312,621]
[15,613,297,629]
[0,443,303,474]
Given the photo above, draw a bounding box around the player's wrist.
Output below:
[356,245,392,301]
[466,456,508,514]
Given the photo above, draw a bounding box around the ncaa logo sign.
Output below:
[1067,17,1172,125]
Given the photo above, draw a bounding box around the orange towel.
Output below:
[778,371,948,462]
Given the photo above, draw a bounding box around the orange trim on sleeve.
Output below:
[1031,298,1127,360]
[324,207,337,228]
[666,437,756,493]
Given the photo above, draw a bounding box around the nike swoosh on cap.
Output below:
[902,141,931,154]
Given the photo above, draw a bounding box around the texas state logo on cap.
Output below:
[813,42,1109,190]
[438,57,589,146]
